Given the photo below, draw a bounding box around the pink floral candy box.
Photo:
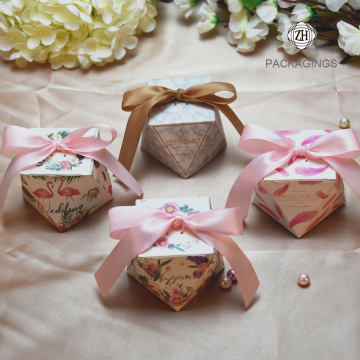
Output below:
[253,130,345,238]
[21,128,113,232]
[127,196,224,311]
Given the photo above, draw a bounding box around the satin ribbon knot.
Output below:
[118,82,245,171]
[0,124,143,214]
[172,215,185,231]
[293,145,307,161]
[94,206,259,308]
[53,140,66,153]
[174,88,185,105]
[226,124,360,219]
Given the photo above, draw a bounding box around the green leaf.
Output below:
[340,54,360,64]
[179,284,182,288]
[22,186,36,203]
[162,289,171,297]
[188,265,198,268]
[175,247,185,252]
[21,177,28,186]
[153,272,162,281]
[158,259,160,266]
[137,260,143,268]
[47,133,54,140]
[240,0,263,10]
[159,259,172,267]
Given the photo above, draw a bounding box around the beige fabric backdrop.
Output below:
[1,3,360,359]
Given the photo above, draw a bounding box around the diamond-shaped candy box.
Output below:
[141,76,227,178]
[253,130,345,238]
[21,128,113,232]
[127,196,224,311]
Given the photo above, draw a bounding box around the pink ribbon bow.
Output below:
[95,206,259,308]
[226,124,360,218]
[0,125,143,213]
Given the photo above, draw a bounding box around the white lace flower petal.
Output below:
[228,0,243,13]
[229,9,248,33]
[27,36,40,49]
[113,45,126,60]
[0,35,14,51]
[256,0,278,24]
[326,0,347,11]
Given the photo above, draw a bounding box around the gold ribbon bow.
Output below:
[118,82,245,171]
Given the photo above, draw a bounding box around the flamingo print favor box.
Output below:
[141,76,227,178]
[127,197,224,311]
[253,130,345,238]
[21,128,113,232]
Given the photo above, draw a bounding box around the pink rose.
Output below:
[170,287,182,297]
[160,202,180,214]
[155,237,169,248]
[169,296,184,307]
[143,262,160,276]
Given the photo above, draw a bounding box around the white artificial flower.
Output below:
[290,4,314,22]
[111,23,138,59]
[0,28,26,51]
[0,0,158,69]
[337,20,360,56]
[277,0,293,8]
[22,25,56,49]
[228,9,268,52]
[197,2,219,33]
[348,0,360,9]
[326,0,347,12]
[276,14,316,58]
[256,0,278,24]
[174,0,198,19]
[227,0,243,14]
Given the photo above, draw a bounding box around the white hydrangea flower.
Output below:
[228,9,268,52]
[337,20,360,56]
[197,2,219,34]
[174,0,198,19]
[111,23,138,59]
[256,0,278,24]
[0,0,157,69]
[290,4,314,22]
[276,14,316,58]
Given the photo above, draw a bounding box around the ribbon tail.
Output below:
[214,104,244,136]
[324,158,360,202]
[95,217,173,297]
[80,149,143,197]
[225,152,293,219]
[193,230,259,308]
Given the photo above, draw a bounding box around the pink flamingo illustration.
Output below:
[33,181,54,205]
[56,177,81,203]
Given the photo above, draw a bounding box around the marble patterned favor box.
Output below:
[141,76,227,178]
[127,196,224,311]
[21,128,113,232]
[253,130,345,238]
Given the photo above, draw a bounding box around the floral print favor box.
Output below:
[127,196,224,311]
[253,130,345,238]
[21,128,113,232]
[141,76,227,179]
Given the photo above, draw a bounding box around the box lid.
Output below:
[265,130,336,181]
[147,76,215,126]
[21,128,98,176]
[135,196,214,258]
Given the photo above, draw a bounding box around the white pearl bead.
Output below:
[339,117,350,129]
[219,276,232,289]
[298,273,310,286]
